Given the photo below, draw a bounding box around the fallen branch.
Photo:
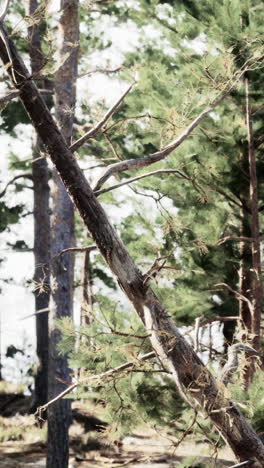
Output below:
[70,84,133,152]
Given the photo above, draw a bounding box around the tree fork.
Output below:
[0,26,264,466]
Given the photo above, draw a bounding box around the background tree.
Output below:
[27,0,51,411]
[47,1,79,467]
[107,0,264,366]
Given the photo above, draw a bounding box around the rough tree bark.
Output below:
[245,76,263,354]
[0,26,264,466]
[27,0,50,411]
[238,144,254,390]
[47,1,79,467]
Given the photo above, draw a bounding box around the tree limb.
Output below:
[94,169,189,196]
[0,173,33,198]
[78,65,123,78]
[0,88,52,106]
[217,236,257,245]
[56,245,96,258]
[35,350,157,423]
[93,85,241,192]
[215,283,254,317]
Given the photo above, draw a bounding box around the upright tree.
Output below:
[27,0,51,411]
[47,1,79,467]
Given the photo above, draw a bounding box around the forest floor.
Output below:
[0,382,236,468]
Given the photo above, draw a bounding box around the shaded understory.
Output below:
[0,384,237,467]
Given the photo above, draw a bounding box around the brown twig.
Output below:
[199,315,241,327]
[35,350,157,423]
[78,65,123,78]
[217,236,255,245]
[104,132,122,160]
[215,283,254,316]
[70,84,133,152]
[0,173,33,198]
[94,169,189,196]
[56,245,96,258]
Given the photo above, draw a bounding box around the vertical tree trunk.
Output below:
[27,0,50,411]
[245,76,263,353]
[238,145,253,389]
[47,1,79,467]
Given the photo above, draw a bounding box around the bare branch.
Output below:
[93,86,237,192]
[20,307,50,321]
[95,169,189,196]
[205,183,244,210]
[216,283,254,316]
[0,173,33,198]
[70,84,134,152]
[199,316,241,327]
[217,236,255,245]
[0,88,52,106]
[35,350,157,422]
[104,132,122,160]
[56,245,96,258]
[78,65,122,78]
[229,461,254,468]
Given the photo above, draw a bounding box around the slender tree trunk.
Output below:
[238,145,253,389]
[1,32,264,466]
[47,2,79,467]
[245,76,263,354]
[27,0,50,411]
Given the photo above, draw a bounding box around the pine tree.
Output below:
[110,0,264,359]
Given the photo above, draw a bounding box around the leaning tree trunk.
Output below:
[27,0,50,411]
[47,1,79,468]
[0,28,264,467]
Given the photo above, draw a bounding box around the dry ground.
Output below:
[0,382,236,468]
